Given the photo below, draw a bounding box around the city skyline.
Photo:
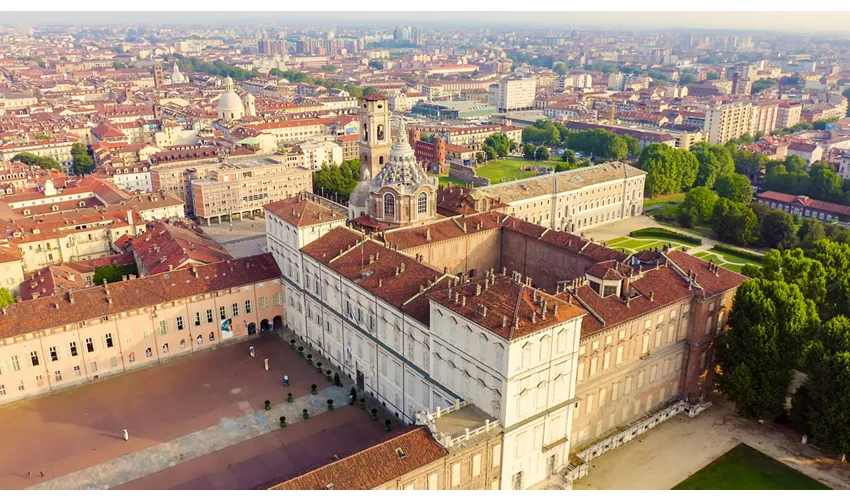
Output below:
[2,11,850,34]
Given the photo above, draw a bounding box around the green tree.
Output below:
[691,142,735,189]
[561,149,576,164]
[320,65,338,72]
[71,143,95,175]
[312,160,361,202]
[801,317,850,455]
[680,186,717,224]
[344,84,363,98]
[715,173,754,203]
[797,219,827,249]
[476,151,486,164]
[535,146,550,161]
[113,61,127,70]
[755,248,826,305]
[622,134,641,156]
[710,198,759,245]
[637,143,699,197]
[11,152,62,171]
[523,143,536,160]
[717,279,820,421]
[368,60,384,70]
[553,62,568,75]
[483,133,511,158]
[93,264,138,285]
[759,210,799,250]
[0,288,15,307]
[483,146,497,161]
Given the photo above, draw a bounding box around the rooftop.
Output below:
[264,195,347,228]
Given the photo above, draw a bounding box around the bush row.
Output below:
[711,244,764,263]
[630,227,702,246]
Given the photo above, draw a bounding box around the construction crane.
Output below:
[609,102,616,124]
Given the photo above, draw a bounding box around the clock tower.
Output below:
[359,93,392,181]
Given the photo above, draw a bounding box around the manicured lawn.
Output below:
[605,236,690,254]
[431,172,465,187]
[475,158,550,184]
[674,443,829,490]
[643,192,685,209]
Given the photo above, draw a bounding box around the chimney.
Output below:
[395,266,400,276]
[426,228,432,241]
[375,252,379,261]
[443,266,448,275]
[475,284,482,296]
[378,278,383,288]
[68,291,75,304]
[454,292,460,305]
[168,264,173,271]
[502,267,507,275]
[553,303,559,315]
[531,311,537,324]
[650,292,655,302]
[542,301,548,320]
[461,296,466,307]
[369,254,375,264]
[420,284,425,293]
[501,316,507,328]
[514,316,520,328]
[400,263,405,274]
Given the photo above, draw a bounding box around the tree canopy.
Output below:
[715,173,754,203]
[11,152,62,171]
[637,143,699,197]
[710,198,759,246]
[0,288,15,307]
[691,142,735,189]
[312,159,361,202]
[679,186,717,225]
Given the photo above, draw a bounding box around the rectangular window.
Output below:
[30,351,40,367]
[641,335,650,353]
[55,370,62,382]
[0,385,5,396]
[232,303,239,317]
[577,362,584,382]
[603,350,611,370]
[650,365,657,383]
[427,473,438,490]
[492,444,501,468]
[612,382,619,401]
[10,355,21,371]
[158,320,168,335]
[176,316,185,331]
[90,362,98,373]
[219,306,227,320]
[637,370,645,388]
[258,296,268,310]
[105,333,114,348]
[599,387,607,408]
[86,338,95,353]
[49,346,58,362]
[18,381,25,391]
[616,345,624,365]
[194,312,201,326]
[74,366,81,377]
[273,292,282,307]
[206,309,214,323]
[142,325,150,339]
[451,462,461,487]
[663,358,670,377]
[625,376,632,394]
[589,357,598,376]
[472,454,482,477]
[124,329,132,345]
[111,356,118,368]
[245,300,252,314]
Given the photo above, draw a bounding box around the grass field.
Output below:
[674,444,830,490]
[605,236,690,254]
[643,192,685,210]
[475,158,550,184]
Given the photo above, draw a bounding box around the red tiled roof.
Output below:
[264,196,346,228]
[383,212,503,250]
[0,254,281,339]
[756,191,850,217]
[265,427,446,490]
[301,226,363,265]
[130,221,231,275]
[664,250,748,298]
[428,274,586,340]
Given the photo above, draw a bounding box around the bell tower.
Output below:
[359,93,392,181]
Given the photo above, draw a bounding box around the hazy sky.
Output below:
[2,11,850,34]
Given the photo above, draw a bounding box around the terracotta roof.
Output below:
[0,243,22,263]
[265,427,446,490]
[664,250,748,298]
[756,191,850,217]
[130,221,231,275]
[264,196,346,228]
[0,254,280,339]
[301,226,363,265]
[362,93,388,102]
[383,212,503,250]
[427,274,586,340]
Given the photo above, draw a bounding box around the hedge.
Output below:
[711,244,764,264]
[629,228,702,246]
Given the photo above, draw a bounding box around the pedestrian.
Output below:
[283,375,289,387]
[27,471,32,479]
[123,429,129,441]
[40,471,44,478]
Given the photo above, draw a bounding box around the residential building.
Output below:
[755,191,850,222]
[126,220,231,276]
[488,77,537,113]
[776,102,803,129]
[786,142,823,165]
[0,254,283,405]
[703,101,754,145]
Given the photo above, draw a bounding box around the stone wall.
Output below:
[448,161,490,187]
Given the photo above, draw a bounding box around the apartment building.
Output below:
[0,255,283,405]
[750,101,779,135]
[756,191,850,222]
[776,101,803,129]
[703,101,754,145]
[244,118,335,146]
[488,77,537,113]
[191,156,313,225]
[0,138,78,170]
[296,140,343,170]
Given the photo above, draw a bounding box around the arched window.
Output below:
[162,343,169,353]
[209,332,215,342]
[377,124,385,141]
[196,335,203,345]
[417,192,428,214]
[145,348,152,358]
[379,155,384,165]
[383,193,395,219]
[180,339,186,349]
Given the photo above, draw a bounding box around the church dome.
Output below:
[217,76,244,121]
[369,120,435,195]
[171,63,186,84]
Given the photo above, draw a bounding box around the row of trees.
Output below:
[764,160,850,206]
[167,54,260,81]
[11,152,62,171]
[521,120,639,161]
[267,68,375,98]
[719,239,850,455]
[638,142,738,197]
[312,159,361,202]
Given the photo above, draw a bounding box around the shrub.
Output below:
[712,244,764,264]
[264,400,271,411]
[279,416,287,428]
[287,392,293,403]
[327,399,335,411]
[311,384,317,395]
[630,227,702,246]
[302,409,309,420]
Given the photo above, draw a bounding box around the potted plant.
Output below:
[316,362,323,373]
[359,397,366,410]
[327,399,334,411]
[264,400,271,411]
[325,370,332,381]
[371,409,378,421]
[297,346,304,358]
[306,354,313,365]
[287,392,293,403]
[385,419,392,432]
[289,339,296,350]
[302,409,309,420]
[279,416,286,428]
[311,384,317,395]
[333,373,341,387]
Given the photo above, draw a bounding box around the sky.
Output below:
[2,11,850,35]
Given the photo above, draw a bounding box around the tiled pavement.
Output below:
[29,383,352,490]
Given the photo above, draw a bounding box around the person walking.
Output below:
[283,375,289,387]
[40,471,44,478]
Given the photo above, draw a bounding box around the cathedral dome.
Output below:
[369,120,435,196]
[217,77,244,121]
[171,63,186,84]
